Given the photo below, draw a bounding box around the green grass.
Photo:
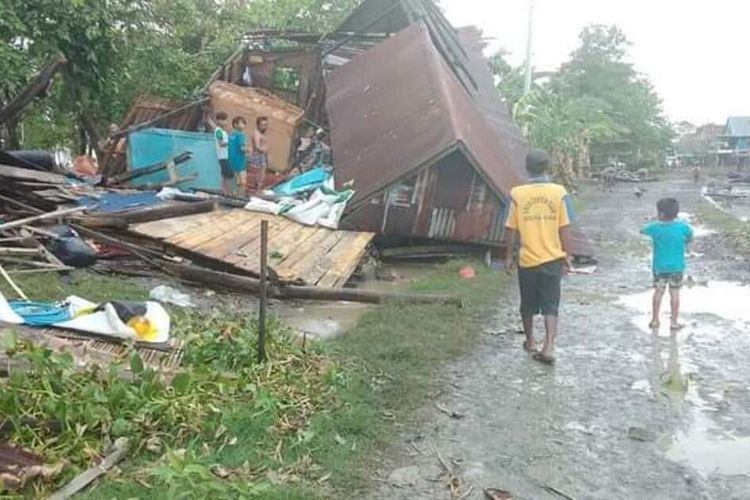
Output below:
[1,261,505,498]
[696,203,750,255]
[0,269,148,303]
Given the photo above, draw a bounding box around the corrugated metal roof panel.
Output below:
[327,21,523,209]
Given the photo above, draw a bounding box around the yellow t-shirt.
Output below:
[505,181,571,268]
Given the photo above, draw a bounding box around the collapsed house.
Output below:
[0,0,594,300]
[327,22,523,245]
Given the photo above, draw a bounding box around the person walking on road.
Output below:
[504,149,575,364]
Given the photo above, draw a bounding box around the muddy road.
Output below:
[372,175,750,500]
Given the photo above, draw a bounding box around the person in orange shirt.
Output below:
[504,149,574,364]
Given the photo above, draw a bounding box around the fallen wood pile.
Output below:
[0,162,460,307]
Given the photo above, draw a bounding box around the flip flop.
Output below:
[670,323,684,331]
[522,340,537,352]
[532,352,556,365]
[648,321,660,329]
[484,488,513,500]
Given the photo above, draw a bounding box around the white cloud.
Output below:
[441,0,750,124]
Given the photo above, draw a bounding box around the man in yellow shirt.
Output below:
[504,150,574,364]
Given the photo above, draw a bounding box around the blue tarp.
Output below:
[78,191,163,213]
[128,128,221,191]
[272,167,331,197]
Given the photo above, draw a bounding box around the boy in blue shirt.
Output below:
[641,198,694,330]
[228,116,250,195]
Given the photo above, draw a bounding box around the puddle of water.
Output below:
[691,225,716,237]
[652,337,750,477]
[277,301,370,340]
[678,210,718,237]
[619,281,750,333]
[277,261,440,340]
[667,408,750,477]
[702,192,750,224]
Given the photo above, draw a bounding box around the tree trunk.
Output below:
[79,112,103,158]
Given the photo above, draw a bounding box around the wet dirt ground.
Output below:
[371,175,750,500]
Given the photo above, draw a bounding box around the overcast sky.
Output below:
[441,0,750,126]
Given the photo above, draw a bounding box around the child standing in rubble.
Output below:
[229,116,251,195]
[641,198,694,331]
[212,112,232,195]
[250,116,270,191]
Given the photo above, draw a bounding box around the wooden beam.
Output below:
[49,438,129,500]
[278,284,463,307]
[108,98,209,140]
[106,151,193,185]
[0,164,68,184]
[0,206,86,232]
[0,54,67,125]
[258,220,269,363]
[78,200,217,228]
[163,262,462,306]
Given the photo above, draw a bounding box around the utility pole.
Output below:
[523,0,534,95]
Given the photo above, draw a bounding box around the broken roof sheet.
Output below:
[335,0,476,93]
[327,21,524,209]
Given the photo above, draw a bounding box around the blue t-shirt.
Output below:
[228,130,247,173]
[641,220,693,274]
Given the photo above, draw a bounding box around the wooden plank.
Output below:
[0,206,86,232]
[270,227,336,283]
[310,232,359,287]
[226,217,303,268]
[164,210,236,245]
[212,216,293,262]
[293,230,349,285]
[167,210,247,248]
[263,222,321,267]
[0,164,68,184]
[213,214,269,257]
[195,211,273,258]
[131,211,219,240]
[317,232,374,288]
[80,200,216,228]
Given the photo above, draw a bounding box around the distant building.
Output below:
[671,122,724,167]
[674,120,697,137]
[718,116,750,167]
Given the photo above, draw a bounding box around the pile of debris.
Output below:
[1,0,597,316]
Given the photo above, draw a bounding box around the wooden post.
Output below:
[258,220,269,363]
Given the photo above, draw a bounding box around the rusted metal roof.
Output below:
[327,21,524,210]
[335,0,476,94]
[0,442,59,492]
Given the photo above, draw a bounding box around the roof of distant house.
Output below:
[724,116,750,137]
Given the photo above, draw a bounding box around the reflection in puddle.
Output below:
[619,281,750,333]
[646,334,750,477]
[660,338,689,397]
